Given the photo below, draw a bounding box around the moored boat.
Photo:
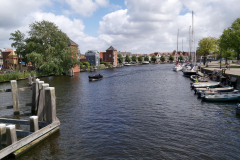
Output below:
[199,90,239,98]
[124,63,131,66]
[195,87,234,94]
[202,93,240,102]
[190,75,208,82]
[191,82,220,89]
[142,61,149,65]
[173,64,182,71]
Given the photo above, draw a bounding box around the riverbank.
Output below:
[200,60,240,89]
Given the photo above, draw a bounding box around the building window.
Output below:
[109,54,111,57]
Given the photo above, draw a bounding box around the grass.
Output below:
[0,71,50,82]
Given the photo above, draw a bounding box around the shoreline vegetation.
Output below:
[0,71,50,83]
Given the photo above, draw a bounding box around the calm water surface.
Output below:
[1,64,240,159]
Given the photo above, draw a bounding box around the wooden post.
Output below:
[11,80,19,115]
[28,74,32,85]
[45,87,56,123]
[0,124,6,145]
[37,83,49,121]
[6,125,17,146]
[32,79,39,115]
[30,116,39,132]
[33,74,36,83]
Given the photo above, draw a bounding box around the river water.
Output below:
[1,64,240,159]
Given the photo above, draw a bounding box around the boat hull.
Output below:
[203,94,240,102]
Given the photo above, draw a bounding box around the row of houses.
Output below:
[80,46,197,67]
[0,39,80,72]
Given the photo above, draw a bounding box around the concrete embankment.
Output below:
[199,61,240,89]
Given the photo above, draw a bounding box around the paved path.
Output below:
[201,61,240,76]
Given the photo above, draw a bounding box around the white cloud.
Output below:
[65,0,109,17]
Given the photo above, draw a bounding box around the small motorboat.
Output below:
[194,87,234,94]
[202,93,240,102]
[88,74,103,81]
[236,104,240,115]
[142,61,149,65]
[190,75,208,82]
[124,63,131,66]
[191,82,220,89]
[200,90,239,98]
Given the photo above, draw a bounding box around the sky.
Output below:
[1,0,240,55]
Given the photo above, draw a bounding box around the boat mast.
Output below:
[177,29,179,61]
[189,26,191,62]
[192,11,196,65]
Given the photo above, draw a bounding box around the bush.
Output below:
[100,61,107,65]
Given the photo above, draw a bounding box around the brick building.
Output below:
[102,46,118,67]
[68,39,80,72]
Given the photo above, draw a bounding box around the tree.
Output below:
[138,56,143,62]
[169,54,174,62]
[179,55,184,62]
[10,20,79,75]
[125,55,131,63]
[197,37,218,65]
[83,62,90,69]
[189,53,192,62]
[160,55,165,62]
[219,18,240,60]
[132,55,137,62]
[151,54,157,63]
[144,55,149,61]
[118,54,123,63]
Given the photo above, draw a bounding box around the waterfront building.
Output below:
[117,51,132,63]
[68,39,80,72]
[85,50,100,66]
[102,46,118,67]
[2,48,14,69]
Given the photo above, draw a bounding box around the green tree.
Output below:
[151,54,157,63]
[132,55,137,62]
[125,55,131,63]
[118,54,123,63]
[10,20,79,75]
[169,54,174,62]
[83,62,90,69]
[144,55,149,61]
[160,55,165,62]
[197,37,218,65]
[189,53,192,61]
[138,56,143,62]
[179,55,184,62]
[79,62,83,69]
[219,18,240,60]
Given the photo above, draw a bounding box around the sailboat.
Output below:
[183,11,197,76]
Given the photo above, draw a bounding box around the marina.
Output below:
[0,63,240,159]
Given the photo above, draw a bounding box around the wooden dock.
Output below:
[0,75,60,159]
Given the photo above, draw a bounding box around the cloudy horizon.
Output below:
[0,0,239,54]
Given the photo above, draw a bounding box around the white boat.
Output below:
[200,90,239,98]
[142,61,149,65]
[173,64,182,71]
[124,63,131,66]
[195,87,234,94]
[191,82,220,89]
[203,93,240,102]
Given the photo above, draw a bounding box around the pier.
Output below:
[0,75,60,159]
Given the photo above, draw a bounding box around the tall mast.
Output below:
[177,29,179,56]
[192,11,196,65]
[189,26,191,62]
[182,39,183,53]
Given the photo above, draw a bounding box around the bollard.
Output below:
[6,125,17,146]
[37,83,49,121]
[11,80,19,115]
[28,74,32,85]
[0,124,6,145]
[30,116,39,132]
[45,87,56,123]
[32,79,40,115]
